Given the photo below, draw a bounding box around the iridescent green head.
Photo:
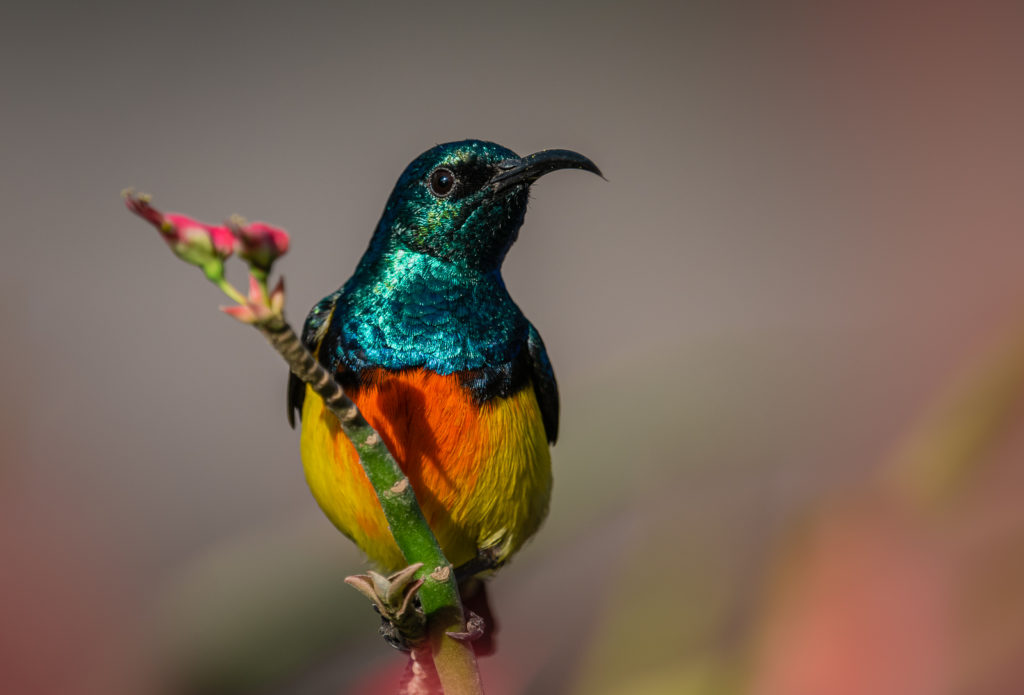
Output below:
[373,139,601,272]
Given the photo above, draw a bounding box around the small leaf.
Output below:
[219,305,256,323]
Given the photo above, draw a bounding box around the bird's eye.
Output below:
[429,168,456,197]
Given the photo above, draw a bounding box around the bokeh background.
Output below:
[2,2,1024,694]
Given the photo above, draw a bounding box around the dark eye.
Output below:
[429,168,456,197]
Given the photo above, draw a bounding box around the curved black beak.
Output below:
[489,149,603,193]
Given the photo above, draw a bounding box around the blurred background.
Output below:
[2,2,1023,693]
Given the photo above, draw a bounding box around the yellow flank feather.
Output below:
[299,369,552,571]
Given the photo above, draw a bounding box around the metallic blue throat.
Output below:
[319,243,530,391]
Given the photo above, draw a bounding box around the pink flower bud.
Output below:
[234,221,290,274]
[163,214,237,259]
[124,192,235,269]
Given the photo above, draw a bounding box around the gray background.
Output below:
[2,2,1022,694]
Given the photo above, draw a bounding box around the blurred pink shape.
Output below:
[0,480,151,695]
[751,499,953,695]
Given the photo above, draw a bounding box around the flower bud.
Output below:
[233,220,290,275]
[124,193,235,272]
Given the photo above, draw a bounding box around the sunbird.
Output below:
[288,140,601,576]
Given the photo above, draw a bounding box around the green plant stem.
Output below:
[256,318,483,695]
[214,277,247,305]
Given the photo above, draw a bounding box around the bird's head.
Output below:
[373,139,601,273]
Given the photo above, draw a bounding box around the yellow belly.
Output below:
[299,369,552,571]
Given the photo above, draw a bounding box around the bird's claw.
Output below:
[446,610,486,642]
[455,534,510,582]
[345,563,426,649]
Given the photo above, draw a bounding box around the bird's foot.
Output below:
[455,532,511,583]
[345,563,426,650]
[454,550,503,583]
[456,578,499,656]
[446,610,486,642]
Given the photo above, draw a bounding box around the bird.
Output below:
[288,139,601,576]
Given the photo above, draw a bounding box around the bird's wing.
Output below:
[526,322,559,444]
[287,289,342,427]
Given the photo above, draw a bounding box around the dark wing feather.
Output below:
[287,289,342,427]
[526,322,559,444]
